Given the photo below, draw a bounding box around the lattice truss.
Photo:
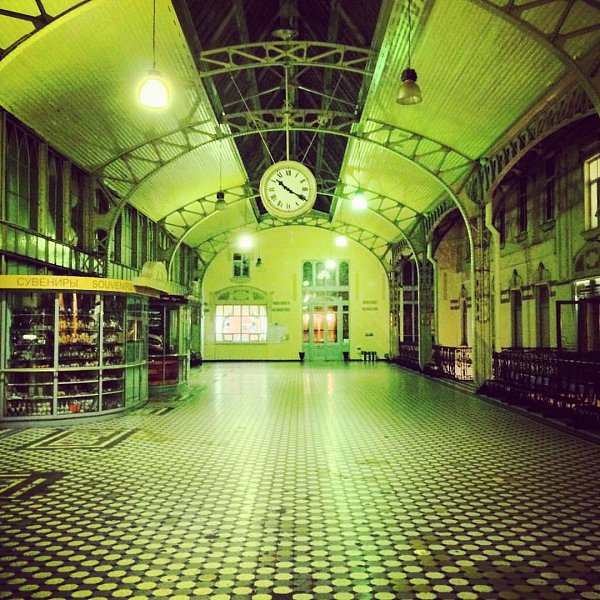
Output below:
[99,110,474,204]
[193,216,394,267]
[163,180,418,267]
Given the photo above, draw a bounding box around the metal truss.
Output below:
[197,41,375,78]
[466,84,596,203]
[190,218,393,269]
[0,1,91,59]
[98,110,473,204]
[471,0,600,112]
[163,182,419,271]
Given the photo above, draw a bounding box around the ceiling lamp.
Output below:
[238,234,253,249]
[352,193,367,210]
[139,0,169,108]
[272,0,299,40]
[215,190,226,211]
[397,0,422,105]
[335,235,348,247]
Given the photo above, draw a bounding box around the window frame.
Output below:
[585,153,600,232]
[215,304,268,343]
[232,253,250,278]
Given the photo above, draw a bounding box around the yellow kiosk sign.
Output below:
[0,275,138,294]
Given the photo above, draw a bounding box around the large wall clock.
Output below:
[259,160,317,220]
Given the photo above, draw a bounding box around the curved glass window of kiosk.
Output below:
[148,298,190,389]
[0,277,149,423]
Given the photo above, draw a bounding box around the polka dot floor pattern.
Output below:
[1,362,600,600]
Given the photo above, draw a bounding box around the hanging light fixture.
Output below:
[397,0,422,105]
[139,0,169,108]
[352,192,367,210]
[215,153,226,211]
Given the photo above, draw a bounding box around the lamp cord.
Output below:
[152,0,157,70]
[407,0,412,69]
[229,72,276,164]
[300,70,344,165]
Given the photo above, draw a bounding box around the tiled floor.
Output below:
[1,362,600,600]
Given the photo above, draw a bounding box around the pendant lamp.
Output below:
[139,0,169,108]
[397,0,422,105]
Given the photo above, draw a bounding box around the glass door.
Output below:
[303,298,342,361]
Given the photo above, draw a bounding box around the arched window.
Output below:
[6,121,39,230]
[48,151,64,240]
[401,260,418,344]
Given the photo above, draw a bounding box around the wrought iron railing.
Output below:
[394,341,420,371]
[431,345,473,381]
[481,348,600,425]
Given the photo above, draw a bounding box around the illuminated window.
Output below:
[215,304,267,342]
[233,253,250,278]
[585,154,600,230]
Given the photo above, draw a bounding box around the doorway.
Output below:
[303,297,346,361]
[301,260,350,362]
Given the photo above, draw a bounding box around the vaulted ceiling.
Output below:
[0,0,598,266]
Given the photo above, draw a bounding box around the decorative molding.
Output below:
[465,86,594,204]
[574,241,600,278]
[213,286,268,304]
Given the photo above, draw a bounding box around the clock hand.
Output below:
[276,179,306,201]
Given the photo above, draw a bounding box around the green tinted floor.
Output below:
[1,362,600,600]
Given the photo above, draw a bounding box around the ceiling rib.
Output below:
[0,1,91,58]
[469,0,600,111]
[196,41,374,77]
[164,183,418,271]
[98,113,472,214]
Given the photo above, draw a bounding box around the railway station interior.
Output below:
[1,0,600,598]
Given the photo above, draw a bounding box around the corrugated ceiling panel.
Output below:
[374,0,567,157]
[183,202,254,248]
[0,0,216,171]
[339,0,572,226]
[44,0,83,16]
[128,140,246,221]
[0,17,34,47]
[0,0,38,15]
[340,137,450,216]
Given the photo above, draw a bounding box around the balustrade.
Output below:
[481,348,600,425]
[430,345,473,381]
[394,342,420,371]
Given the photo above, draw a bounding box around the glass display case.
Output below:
[0,277,149,423]
[148,297,190,389]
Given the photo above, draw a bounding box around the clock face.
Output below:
[259,160,317,219]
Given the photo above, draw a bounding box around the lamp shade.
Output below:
[139,70,169,108]
[215,191,226,211]
[397,68,422,105]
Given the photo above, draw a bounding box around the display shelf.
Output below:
[1,284,149,422]
[6,399,53,417]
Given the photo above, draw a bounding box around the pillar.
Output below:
[471,206,494,387]
[417,253,435,369]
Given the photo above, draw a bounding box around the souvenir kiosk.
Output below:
[133,262,190,391]
[0,274,150,424]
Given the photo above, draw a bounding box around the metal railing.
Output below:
[394,341,420,371]
[431,345,473,381]
[482,348,600,425]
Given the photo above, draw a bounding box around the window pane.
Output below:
[215,304,267,342]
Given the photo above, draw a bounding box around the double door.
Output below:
[302,296,349,361]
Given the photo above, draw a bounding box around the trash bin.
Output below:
[299,352,305,362]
